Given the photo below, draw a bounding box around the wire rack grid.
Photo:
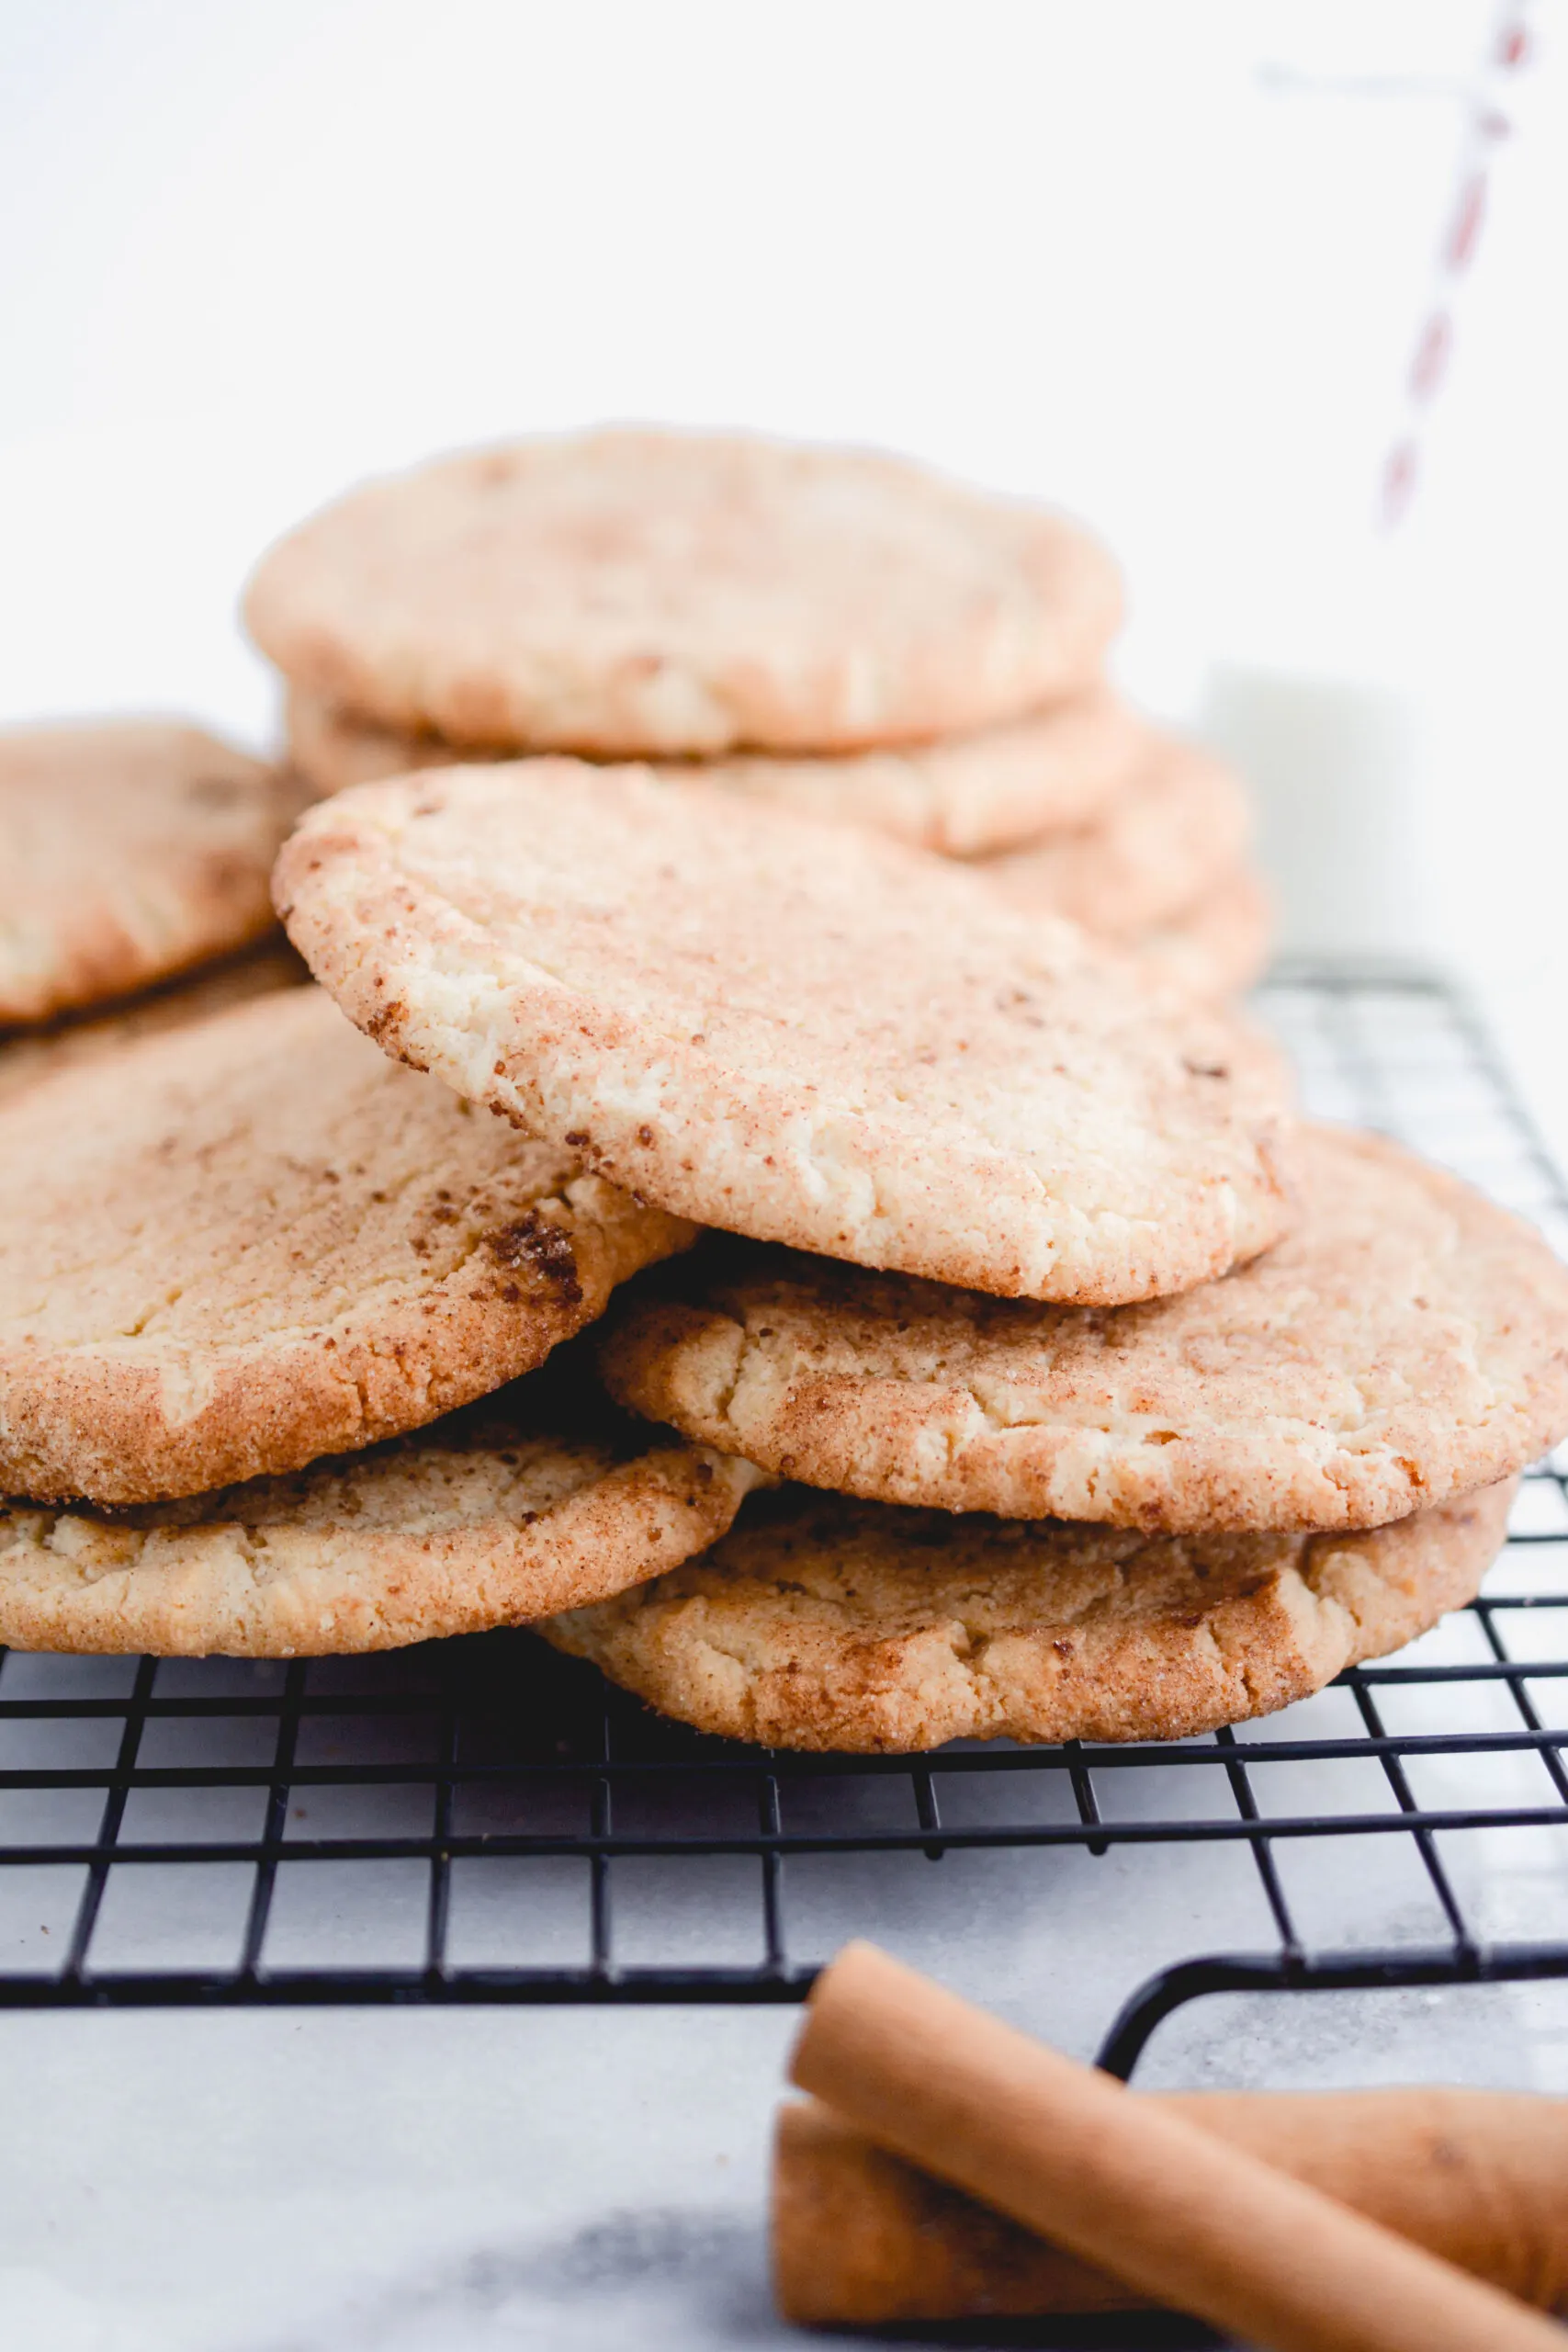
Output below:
[4,962,1568,2075]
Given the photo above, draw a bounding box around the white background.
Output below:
[4,0,1566,1005]
[1,10,1562,779]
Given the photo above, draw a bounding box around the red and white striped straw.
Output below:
[1378,5,1535,528]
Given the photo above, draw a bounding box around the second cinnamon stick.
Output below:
[789,1941,1564,2352]
[774,2089,1568,2325]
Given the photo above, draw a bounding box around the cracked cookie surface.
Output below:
[246,428,1122,756]
[601,1125,1568,1532]
[276,762,1295,1306]
[540,1479,1514,1750]
[0,988,694,1504]
[0,1380,761,1655]
[0,718,313,1023]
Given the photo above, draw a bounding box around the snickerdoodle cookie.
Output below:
[976,738,1250,939]
[541,1480,1514,1751]
[246,430,1122,756]
[600,1125,1568,1532]
[0,938,308,1109]
[0,1382,760,1656]
[0,988,694,1504]
[284,681,1149,857]
[276,763,1294,1306]
[0,718,310,1022]
[1135,867,1272,1002]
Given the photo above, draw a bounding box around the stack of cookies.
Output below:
[259,756,1568,1748]
[0,752,1290,1686]
[0,717,312,1106]
[0,984,759,1657]
[249,430,1272,1002]
[1,427,1562,1764]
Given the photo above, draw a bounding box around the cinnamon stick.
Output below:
[774,2090,1568,2325]
[788,1941,1565,2352]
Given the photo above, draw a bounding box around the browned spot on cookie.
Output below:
[365,1001,408,1045]
[484,1211,583,1306]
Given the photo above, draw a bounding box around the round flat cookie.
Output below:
[975,738,1251,939]
[285,684,1151,858]
[0,1383,761,1657]
[246,430,1123,756]
[276,763,1294,1306]
[0,718,312,1023]
[541,1480,1514,1751]
[688,689,1148,855]
[0,937,309,1111]
[600,1125,1568,1532]
[0,988,694,1506]
[1134,867,1273,1002]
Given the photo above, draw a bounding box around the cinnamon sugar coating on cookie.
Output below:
[276,762,1295,1306]
[601,1125,1568,1532]
[0,938,309,1109]
[0,718,311,1023]
[0,989,694,1503]
[542,1480,1514,1750]
[0,1384,761,1657]
[284,682,1149,858]
[975,738,1251,938]
[247,430,1122,756]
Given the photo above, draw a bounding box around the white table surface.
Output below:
[5,1975,1567,2350]
[5,976,1568,2352]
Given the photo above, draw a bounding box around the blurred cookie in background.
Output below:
[283,681,1153,859]
[973,736,1252,942]
[246,428,1123,757]
[0,718,311,1023]
[1134,867,1274,1002]
[0,937,309,1109]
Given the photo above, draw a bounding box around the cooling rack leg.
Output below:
[1095,1942,1568,2083]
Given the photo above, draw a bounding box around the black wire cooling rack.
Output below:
[4,963,1568,2075]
